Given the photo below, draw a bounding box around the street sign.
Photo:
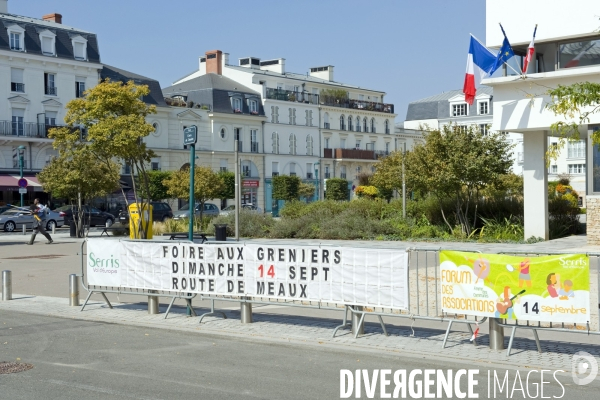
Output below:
[183,126,197,145]
[18,188,27,194]
[18,178,27,188]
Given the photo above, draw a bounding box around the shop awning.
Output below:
[0,175,18,187]
[0,174,42,190]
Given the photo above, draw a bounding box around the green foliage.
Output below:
[355,185,378,199]
[208,209,275,238]
[406,125,514,235]
[272,175,301,201]
[140,170,172,201]
[478,216,524,242]
[217,171,235,200]
[298,182,316,202]
[320,88,348,104]
[163,166,224,220]
[325,178,349,201]
[372,151,405,193]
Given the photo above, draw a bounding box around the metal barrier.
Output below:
[77,240,600,356]
[79,240,198,318]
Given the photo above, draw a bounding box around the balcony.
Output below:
[250,142,259,153]
[11,82,25,92]
[321,98,394,114]
[0,121,65,138]
[265,88,319,104]
[375,150,390,159]
[45,86,57,96]
[324,172,331,179]
[323,148,377,160]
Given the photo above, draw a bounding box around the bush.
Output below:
[207,210,275,238]
[325,178,349,201]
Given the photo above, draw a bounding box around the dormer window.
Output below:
[70,35,88,61]
[38,29,57,56]
[7,25,26,52]
[248,99,258,114]
[452,103,468,116]
[232,97,242,113]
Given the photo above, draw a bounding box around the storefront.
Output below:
[242,179,259,207]
[0,174,46,207]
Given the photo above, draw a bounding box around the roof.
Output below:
[162,74,265,116]
[224,64,387,94]
[405,87,493,121]
[101,65,167,107]
[0,13,100,63]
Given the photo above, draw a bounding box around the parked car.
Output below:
[219,204,262,216]
[118,202,174,225]
[1,208,64,232]
[173,203,220,219]
[55,205,115,227]
[0,205,12,214]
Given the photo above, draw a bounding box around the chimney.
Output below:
[42,13,62,24]
[239,57,261,69]
[260,58,285,74]
[310,65,334,82]
[0,0,8,14]
[205,50,223,75]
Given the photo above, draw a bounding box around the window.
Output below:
[39,30,56,56]
[289,108,296,125]
[272,132,279,154]
[550,165,558,174]
[306,163,313,179]
[356,116,361,132]
[325,165,330,179]
[340,166,347,179]
[220,128,226,140]
[385,142,390,154]
[567,140,586,158]
[220,159,228,172]
[480,124,489,135]
[385,120,390,134]
[559,38,600,69]
[271,106,279,123]
[306,135,314,156]
[76,79,86,98]
[242,164,251,177]
[45,148,58,166]
[151,158,161,171]
[452,103,467,116]
[44,73,57,95]
[289,133,297,155]
[355,140,361,149]
[71,35,88,60]
[340,138,346,148]
[272,162,279,176]
[290,163,296,176]
[324,113,330,129]
[370,118,376,133]
[250,129,258,152]
[12,146,28,168]
[340,115,346,130]
[366,142,375,150]
[325,138,330,148]
[568,164,586,174]
[359,94,364,101]
[479,101,489,115]
[249,99,258,114]
[12,109,24,136]
[348,116,353,131]
[45,111,57,126]
[8,26,25,51]
[123,164,132,174]
[232,97,242,113]
[363,118,368,133]
[10,68,24,92]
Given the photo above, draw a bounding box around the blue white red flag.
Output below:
[522,25,537,74]
[463,35,496,105]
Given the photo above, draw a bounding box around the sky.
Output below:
[9,0,487,122]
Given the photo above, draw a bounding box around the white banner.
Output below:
[86,239,409,310]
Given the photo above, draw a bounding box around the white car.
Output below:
[219,204,262,216]
[0,208,64,232]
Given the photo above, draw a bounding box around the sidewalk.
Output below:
[0,292,598,373]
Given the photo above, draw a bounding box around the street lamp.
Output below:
[314,162,319,201]
[18,145,25,207]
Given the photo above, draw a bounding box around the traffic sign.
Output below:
[18,178,27,188]
[183,126,197,145]
[18,188,27,194]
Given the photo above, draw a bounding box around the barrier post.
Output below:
[22,224,26,235]
[69,274,79,306]
[241,297,252,323]
[148,290,159,314]
[352,306,364,336]
[489,318,504,350]
[2,270,12,301]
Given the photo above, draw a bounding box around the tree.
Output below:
[325,178,349,201]
[546,82,600,160]
[140,170,172,201]
[38,150,120,237]
[406,125,513,235]
[163,166,224,220]
[272,175,301,202]
[372,151,405,194]
[298,182,316,203]
[217,171,235,202]
[49,79,157,238]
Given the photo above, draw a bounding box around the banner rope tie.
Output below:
[409,314,416,337]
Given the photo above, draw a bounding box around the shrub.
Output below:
[355,185,378,199]
[207,210,275,238]
[325,178,349,201]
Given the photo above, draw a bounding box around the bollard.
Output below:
[22,224,26,235]
[2,270,12,301]
[352,306,364,336]
[69,274,79,306]
[240,297,252,323]
[148,290,159,314]
[489,318,505,350]
[52,224,56,235]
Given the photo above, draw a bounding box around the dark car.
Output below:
[55,205,116,227]
[118,202,173,224]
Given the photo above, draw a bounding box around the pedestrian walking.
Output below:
[27,198,53,245]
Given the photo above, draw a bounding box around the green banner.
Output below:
[440,251,591,324]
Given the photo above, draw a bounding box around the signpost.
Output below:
[17,145,26,207]
[183,126,198,242]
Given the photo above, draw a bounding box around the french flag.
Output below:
[463,35,496,105]
[522,25,537,74]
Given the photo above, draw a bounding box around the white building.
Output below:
[483,0,600,240]
[172,50,398,214]
[0,5,102,205]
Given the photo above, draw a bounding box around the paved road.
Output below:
[1,311,598,400]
